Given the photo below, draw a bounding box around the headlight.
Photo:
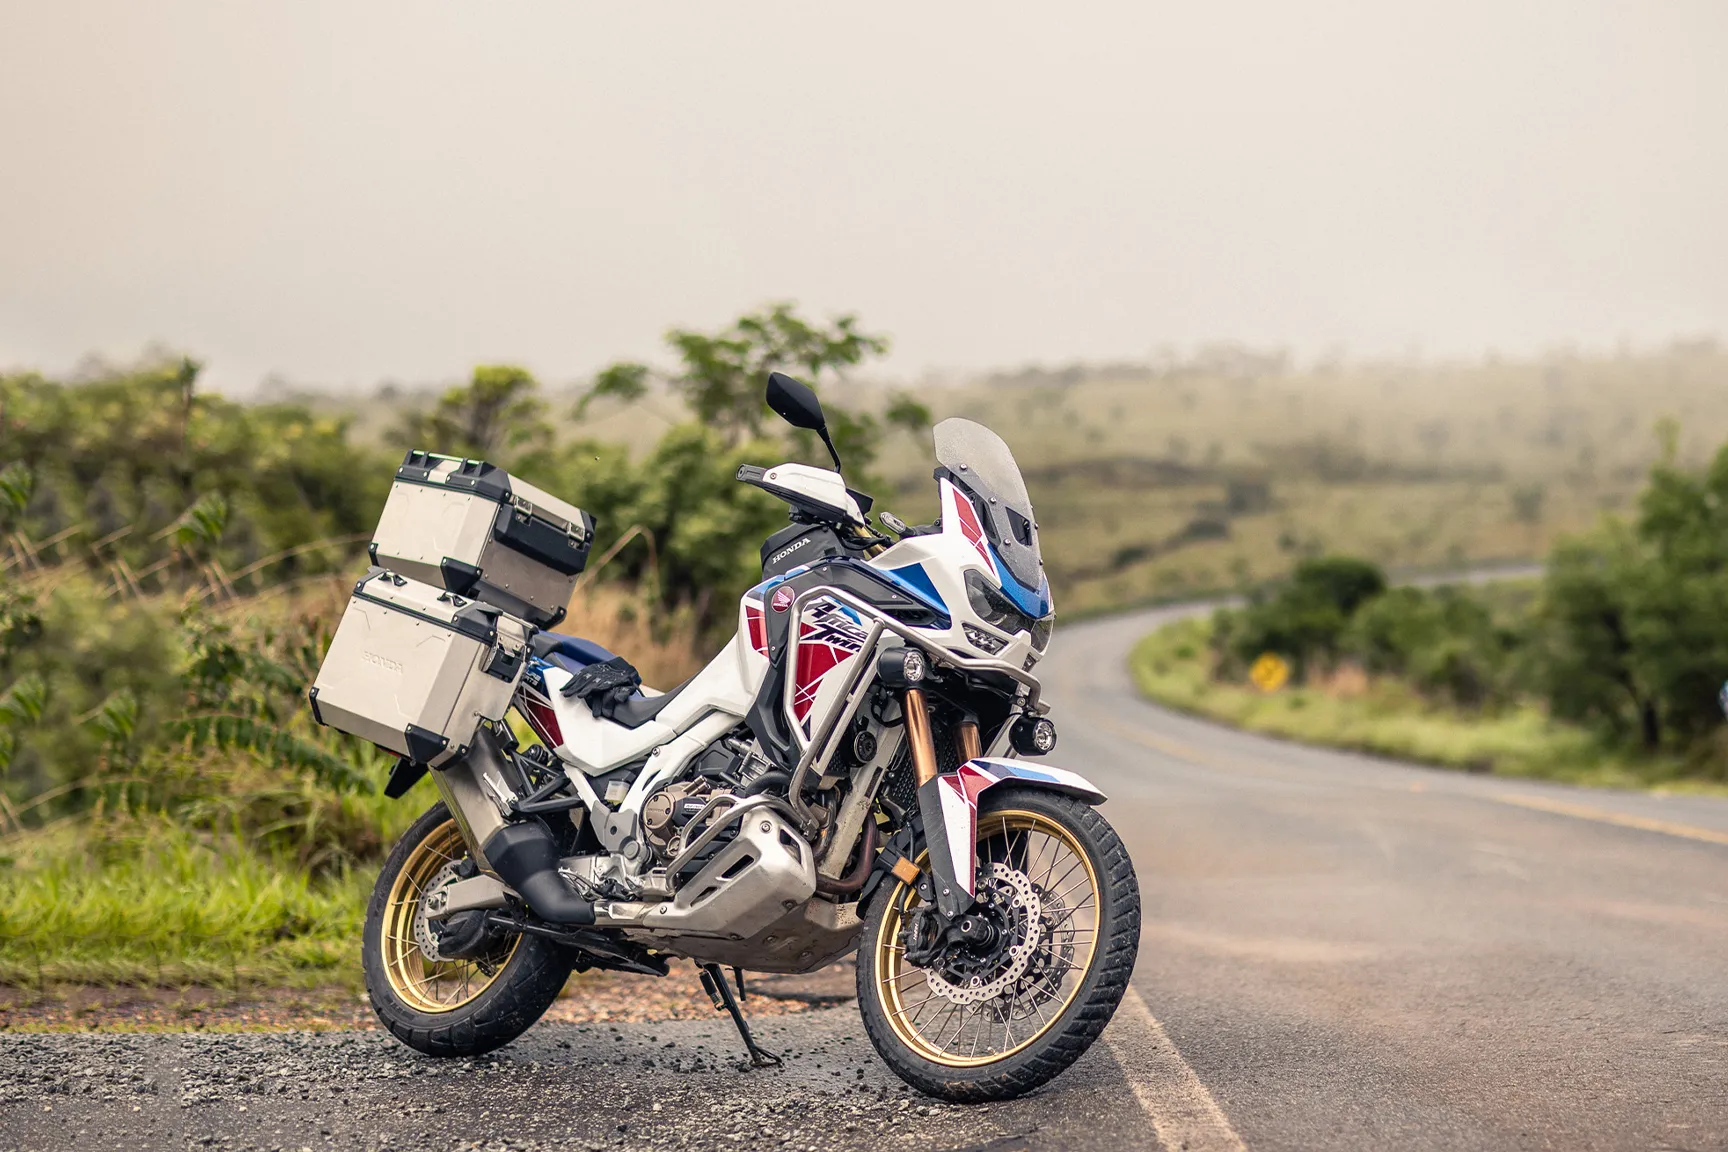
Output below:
[964,569,1053,651]
[965,569,1024,632]
[962,624,1007,655]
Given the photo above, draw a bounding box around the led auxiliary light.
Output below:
[1010,715,1058,756]
[878,646,927,687]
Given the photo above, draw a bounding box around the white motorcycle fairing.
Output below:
[925,758,1108,900]
[866,477,1051,703]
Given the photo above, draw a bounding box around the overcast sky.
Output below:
[2,2,1725,393]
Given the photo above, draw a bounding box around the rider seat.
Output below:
[528,632,693,730]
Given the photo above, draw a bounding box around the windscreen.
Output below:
[932,417,1045,597]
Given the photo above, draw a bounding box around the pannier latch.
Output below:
[482,642,525,682]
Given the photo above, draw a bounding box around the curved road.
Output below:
[5,603,1727,1151]
[1052,602,1728,1150]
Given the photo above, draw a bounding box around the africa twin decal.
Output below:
[792,598,870,733]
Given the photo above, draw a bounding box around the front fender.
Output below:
[917,757,1106,913]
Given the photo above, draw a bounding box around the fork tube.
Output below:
[903,689,939,786]
[956,721,981,764]
[905,688,973,918]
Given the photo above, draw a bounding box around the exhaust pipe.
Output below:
[482,822,596,926]
[428,725,594,926]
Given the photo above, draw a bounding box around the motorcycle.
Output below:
[355,372,1141,1102]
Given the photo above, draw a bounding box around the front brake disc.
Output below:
[925,863,1044,1006]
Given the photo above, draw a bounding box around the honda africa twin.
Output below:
[353,373,1141,1102]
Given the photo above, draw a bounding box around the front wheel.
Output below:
[857,787,1140,1102]
[362,802,574,1057]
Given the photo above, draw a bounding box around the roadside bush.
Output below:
[0,574,392,867]
[1344,585,1521,710]
[1213,555,1388,678]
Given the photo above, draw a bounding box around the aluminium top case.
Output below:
[371,451,596,628]
[309,568,532,767]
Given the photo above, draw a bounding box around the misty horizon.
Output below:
[4,1,1726,394]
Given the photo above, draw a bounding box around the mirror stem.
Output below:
[818,429,843,471]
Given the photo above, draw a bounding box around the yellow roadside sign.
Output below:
[1249,652,1290,693]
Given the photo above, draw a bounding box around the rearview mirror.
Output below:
[765,372,843,470]
[766,372,827,431]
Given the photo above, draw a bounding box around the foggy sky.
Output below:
[2,1,1726,393]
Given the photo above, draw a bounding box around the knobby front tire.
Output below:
[856,787,1141,1102]
[362,801,573,1058]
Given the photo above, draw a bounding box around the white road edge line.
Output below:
[1105,984,1247,1152]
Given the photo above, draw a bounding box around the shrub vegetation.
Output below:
[0,305,922,991]
[1137,434,1728,783]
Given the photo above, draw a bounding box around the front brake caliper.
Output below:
[901,906,947,968]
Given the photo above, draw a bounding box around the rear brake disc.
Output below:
[411,859,467,963]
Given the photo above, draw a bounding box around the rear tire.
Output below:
[856,787,1140,1102]
[363,802,574,1058]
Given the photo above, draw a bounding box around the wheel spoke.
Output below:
[873,807,1104,1069]
[378,819,518,1014]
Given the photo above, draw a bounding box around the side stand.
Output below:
[698,963,783,1069]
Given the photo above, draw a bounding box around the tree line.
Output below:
[0,303,924,844]
[1212,432,1728,773]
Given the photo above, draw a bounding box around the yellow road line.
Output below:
[1493,792,1728,847]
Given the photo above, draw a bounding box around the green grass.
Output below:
[1130,616,1727,794]
[0,819,381,990]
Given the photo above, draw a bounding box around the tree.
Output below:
[1621,438,1728,743]
[1535,436,1728,750]
[399,365,553,463]
[572,303,928,630]
[1537,528,1662,747]
[581,302,900,444]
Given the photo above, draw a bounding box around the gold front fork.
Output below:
[903,688,939,786]
[956,720,981,763]
[903,691,983,787]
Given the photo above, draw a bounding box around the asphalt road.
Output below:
[6,600,1728,1151]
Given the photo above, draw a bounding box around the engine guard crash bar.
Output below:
[781,583,1047,836]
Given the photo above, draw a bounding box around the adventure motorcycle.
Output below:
[352,373,1141,1102]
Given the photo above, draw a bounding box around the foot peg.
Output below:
[699,962,782,1069]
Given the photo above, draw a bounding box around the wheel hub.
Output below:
[924,863,1044,1006]
[411,859,467,963]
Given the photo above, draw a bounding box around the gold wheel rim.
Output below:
[874,808,1101,1068]
[382,818,520,1014]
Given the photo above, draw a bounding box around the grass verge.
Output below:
[0,820,373,990]
[1130,616,1727,794]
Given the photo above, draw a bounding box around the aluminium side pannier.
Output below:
[370,451,596,628]
[309,568,532,767]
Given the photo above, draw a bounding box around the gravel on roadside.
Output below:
[0,961,858,1034]
[0,1005,1149,1152]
